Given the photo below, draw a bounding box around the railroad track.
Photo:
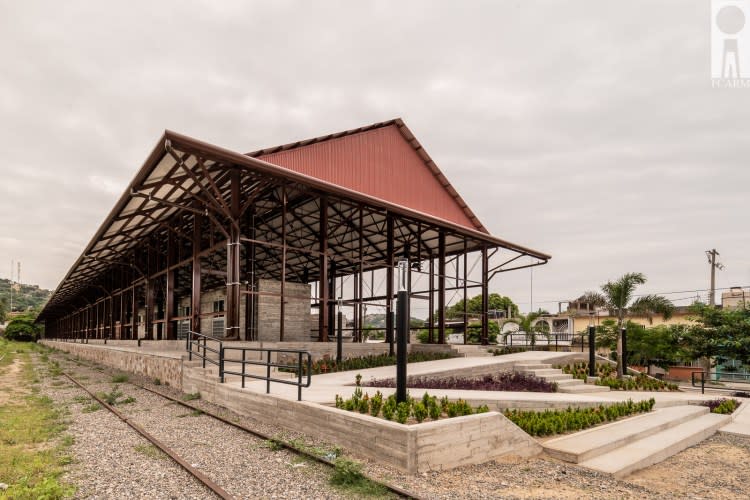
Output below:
[60,363,421,500]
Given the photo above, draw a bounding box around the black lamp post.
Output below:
[588,312,596,378]
[396,259,409,403]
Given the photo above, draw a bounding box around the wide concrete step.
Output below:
[544,405,708,463]
[557,383,610,393]
[555,378,585,386]
[536,373,574,381]
[578,411,731,478]
[519,368,562,376]
[514,363,552,370]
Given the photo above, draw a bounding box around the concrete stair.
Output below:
[450,345,493,358]
[543,405,731,478]
[514,363,608,394]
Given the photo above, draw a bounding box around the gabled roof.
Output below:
[247,118,486,233]
[39,121,550,320]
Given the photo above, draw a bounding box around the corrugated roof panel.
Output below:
[257,124,477,230]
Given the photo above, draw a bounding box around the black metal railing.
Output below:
[692,371,706,394]
[221,346,312,401]
[496,332,583,352]
[185,331,312,401]
[187,331,223,369]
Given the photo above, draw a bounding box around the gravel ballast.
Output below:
[40,348,750,499]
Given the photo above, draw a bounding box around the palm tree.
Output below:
[584,272,674,378]
[502,311,551,348]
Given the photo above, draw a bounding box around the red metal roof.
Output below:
[247,119,486,233]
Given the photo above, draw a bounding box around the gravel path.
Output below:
[42,349,750,499]
[41,352,353,500]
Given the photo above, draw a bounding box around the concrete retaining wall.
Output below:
[183,365,540,472]
[41,341,183,389]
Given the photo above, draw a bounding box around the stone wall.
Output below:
[182,365,540,472]
[41,341,183,389]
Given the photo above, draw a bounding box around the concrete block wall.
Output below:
[183,365,540,472]
[42,341,183,389]
[256,279,311,342]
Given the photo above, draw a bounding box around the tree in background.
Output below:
[502,311,551,348]
[443,293,518,320]
[465,321,500,344]
[681,302,750,370]
[584,272,674,378]
[0,297,7,324]
[3,313,41,342]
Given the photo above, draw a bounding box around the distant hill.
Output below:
[363,313,425,329]
[0,278,52,313]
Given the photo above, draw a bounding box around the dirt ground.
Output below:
[0,357,28,405]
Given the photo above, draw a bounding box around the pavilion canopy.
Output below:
[39,119,550,321]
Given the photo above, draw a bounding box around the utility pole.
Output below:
[706,249,724,306]
[9,259,13,314]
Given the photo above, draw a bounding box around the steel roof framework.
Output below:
[41,128,550,345]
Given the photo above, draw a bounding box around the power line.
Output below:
[511,285,749,306]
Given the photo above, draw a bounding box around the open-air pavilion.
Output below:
[38,119,550,346]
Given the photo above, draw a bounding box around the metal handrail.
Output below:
[221,346,312,401]
[187,331,223,369]
[184,331,312,401]
[692,370,706,394]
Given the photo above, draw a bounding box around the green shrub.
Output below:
[334,383,490,423]
[556,362,679,391]
[505,398,655,436]
[413,402,427,423]
[4,318,39,342]
[395,402,410,424]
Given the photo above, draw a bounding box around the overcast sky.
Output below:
[1,0,748,312]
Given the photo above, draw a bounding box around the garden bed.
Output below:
[363,372,558,393]
[555,362,680,391]
[700,398,740,414]
[504,398,656,436]
[292,351,455,375]
[335,379,489,424]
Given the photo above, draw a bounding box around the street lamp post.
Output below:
[396,259,409,403]
[588,312,596,378]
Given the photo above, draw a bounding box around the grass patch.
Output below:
[262,439,284,451]
[111,373,129,383]
[47,361,63,377]
[95,386,135,406]
[287,437,342,461]
[82,403,102,413]
[182,392,201,401]
[178,409,204,418]
[133,443,167,460]
[0,342,75,498]
[329,457,388,497]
